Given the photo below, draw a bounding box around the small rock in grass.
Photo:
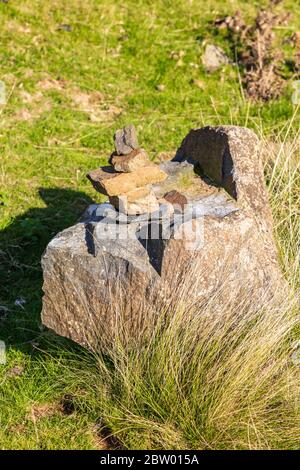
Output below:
[191,78,205,89]
[6,365,24,378]
[291,349,300,365]
[60,393,75,415]
[202,44,230,72]
[114,124,139,155]
[176,58,184,67]
[111,148,151,172]
[156,84,166,92]
[290,31,300,48]
[57,24,72,32]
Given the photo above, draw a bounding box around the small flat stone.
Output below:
[126,187,151,202]
[86,166,117,195]
[100,166,167,196]
[90,202,168,225]
[109,190,159,215]
[111,148,150,172]
[114,124,139,155]
[117,201,174,224]
[109,187,150,212]
[164,190,188,211]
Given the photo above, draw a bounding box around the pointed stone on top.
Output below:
[114,124,139,155]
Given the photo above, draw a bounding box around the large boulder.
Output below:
[41,126,284,349]
[174,125,279,276]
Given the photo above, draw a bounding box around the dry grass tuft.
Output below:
[65,123,300,450]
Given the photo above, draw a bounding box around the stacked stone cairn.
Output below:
[42,125,285,350]
[87,124,172,216]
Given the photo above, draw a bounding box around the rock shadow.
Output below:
[0,187,93,354]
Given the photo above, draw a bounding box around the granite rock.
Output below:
[41,218,159,349]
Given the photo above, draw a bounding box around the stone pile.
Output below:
[41,125,285,350]
[87,124,169,216]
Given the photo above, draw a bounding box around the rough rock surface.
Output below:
[87,165,167,196]
[42,125,284,350]
[86,166,116,195]
[112,186,150,203]
[111,148,150,172]
[153,160,216,198]
[176,125,270,217]
[109,189,159,215]
[114,124,139,155]
[41,212,159,349]
[175,125,278,266]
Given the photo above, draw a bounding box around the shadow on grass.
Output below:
[0,187,93,355]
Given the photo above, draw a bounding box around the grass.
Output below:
[0,0,299,449]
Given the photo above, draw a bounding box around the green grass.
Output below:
[0,0,299,449]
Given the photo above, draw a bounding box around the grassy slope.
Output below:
[0,0,299,449]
